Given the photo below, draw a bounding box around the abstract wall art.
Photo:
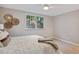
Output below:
[26,15,44,28]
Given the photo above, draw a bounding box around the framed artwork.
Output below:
[26,15,44,28]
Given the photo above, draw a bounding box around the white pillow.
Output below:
[0,31,9,40]
[0,24,4,29]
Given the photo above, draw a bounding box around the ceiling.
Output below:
[0,4,79,16]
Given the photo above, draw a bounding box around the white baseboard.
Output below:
[54,37,79,47]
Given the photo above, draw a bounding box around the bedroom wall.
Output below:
[53,10,79,44]
[0,7,54,37]
[0,8,4,24]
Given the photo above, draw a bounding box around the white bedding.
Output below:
[0,35,60,54]
[0,31,9,40]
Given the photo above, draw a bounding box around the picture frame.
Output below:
[26,15,44,28]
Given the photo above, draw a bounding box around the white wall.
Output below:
[0,8,4,24]
[0,7,54,37]
[53,10,79,44]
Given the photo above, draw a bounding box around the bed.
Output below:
[0,35,61,54]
